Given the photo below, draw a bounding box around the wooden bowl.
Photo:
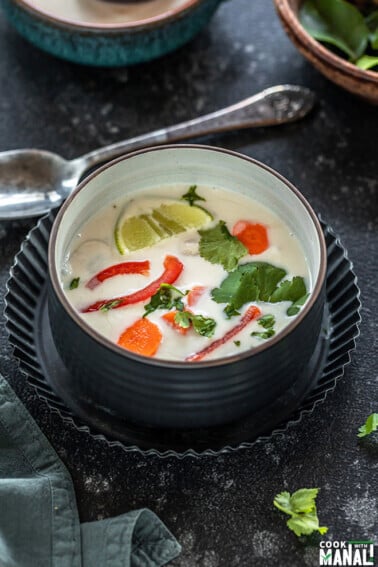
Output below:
[274,0,378,104]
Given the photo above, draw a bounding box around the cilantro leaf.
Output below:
[274,488,328,537]
[273,491,292,514]
[69,277,80,290]
[355,55,378,71]
[251,313,276,339]
[224,305,241,319]
[286,293,310,316]
[174,310,191,329]
[144,284,187,317]
[290,488,320,514]
[100,299,122,312]
[270,277,307,305]
[234,340,241,347]
[191,314,217,337]
[366,10,378,49]
[251,329,275,340]
[211,262,307,316]
[199,221,248,272]
[211,263,286,307]
[181,185,206,206]
[258,314,275,329]
[357,413,378,438]
[299,0,369,61]
[287,511,328,537]
[174,311,216,338]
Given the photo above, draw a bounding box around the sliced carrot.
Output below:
[232,221,269,255]
[162,311,190,335]
[117,318,162,356]
[187,285,206,307]
[186,305,261,362]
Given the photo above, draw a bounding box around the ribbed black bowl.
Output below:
[47,146,327,429]
[4,212,360,456]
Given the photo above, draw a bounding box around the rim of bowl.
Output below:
[13,0,205,30]
[274,0,378,84]
[49,144,327,369]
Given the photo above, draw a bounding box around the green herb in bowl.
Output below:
[299,0,378,70]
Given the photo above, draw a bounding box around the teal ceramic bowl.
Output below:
[0,0,225,66]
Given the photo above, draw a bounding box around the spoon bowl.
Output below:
[0,150,81,220]
[0,85,316,221]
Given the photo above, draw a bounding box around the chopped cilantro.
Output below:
[144,284,187,317]
[100,299,122,312]
[211,262,307,316]
[287,293,310,316]
[174,311,216,338]
[271,278,308,313]
[212,262,285,307]
[144,284,216,336]
[357,413,378,438]
[258,314,275,329]
[251,313,276,339]
[234,340,241,347]
[224,305,241,319]
[251,329,275,340]
[69,277,80,290]
[274,488,328,537]
[199,221,248,272]
[181,185,206,206]
[174,310,191,329]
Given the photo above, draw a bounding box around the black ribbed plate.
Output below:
[4,212,360,458]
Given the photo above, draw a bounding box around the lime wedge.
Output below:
[156,203,213,229]
[152,210,186,235]
[115,215,161,254]
[141,214,169,238]
[115,202,213,255]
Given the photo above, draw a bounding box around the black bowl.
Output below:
[48,145,327,429]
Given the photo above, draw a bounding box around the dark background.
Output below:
[0,1,377,566]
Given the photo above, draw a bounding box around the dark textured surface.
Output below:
[0,1,377,566]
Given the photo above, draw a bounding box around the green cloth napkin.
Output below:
[0,374,181,567]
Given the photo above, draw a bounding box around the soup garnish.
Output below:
[63,184,310,361]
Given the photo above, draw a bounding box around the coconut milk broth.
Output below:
[24,0,189,25]
[62,185,311,361]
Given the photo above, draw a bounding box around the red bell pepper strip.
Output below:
[186,305,261,362]
[86,260,150,289]
[81,255,183,313]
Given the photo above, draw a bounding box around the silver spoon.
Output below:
[0,85,315,220]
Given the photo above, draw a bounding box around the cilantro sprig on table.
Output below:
[357,413,378,437]
[211,262,308,317]
[274,489,328,537]
[199,220,248,272]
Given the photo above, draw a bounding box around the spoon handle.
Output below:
[78,85,315,171]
